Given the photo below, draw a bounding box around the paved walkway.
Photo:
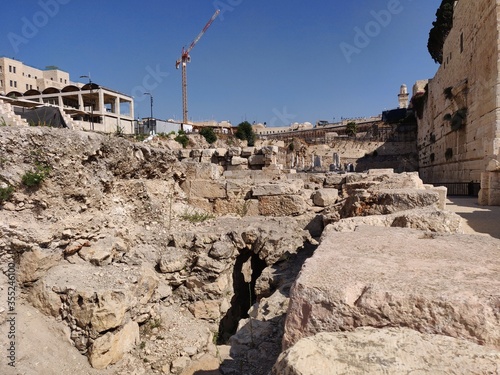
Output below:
[445,197,500,239]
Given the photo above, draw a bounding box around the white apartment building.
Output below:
[0,57,134,134]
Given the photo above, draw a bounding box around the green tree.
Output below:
[428,0,455,64]
[346,122,357,137]
[235,121,256,146]
[199,127,217,144]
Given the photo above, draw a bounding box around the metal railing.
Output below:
[433,182,481,197]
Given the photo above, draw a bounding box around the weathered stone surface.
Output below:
[258,195,306,217]
[195,254,228,274]
[227,147,242,157]
[183,180,227,199]
[231,156,248,166]
[273,329,500,375]
[328,207,463,234]
[312,188,338,207]
[248,154,266,165]
[64,239,90,256]
[209,240,235,260]
[283,226,500,350]
[158,247,190,273]
[18,248,62,283]
[79,237,127,266]
[88,321,139,369]
[252,180,304,197]
[341,189,440,217]
[188,300,220,320]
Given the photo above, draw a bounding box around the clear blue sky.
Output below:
[0,0,440,126]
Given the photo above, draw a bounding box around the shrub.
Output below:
[174,130,189,148]
[0,184,14,203]
[346,122,357,137]
[428,0,455,64]
[22,164,51,187]
[179,209,214,223]
[199,127,217,144]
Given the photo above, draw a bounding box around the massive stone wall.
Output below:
[416,0,500,186]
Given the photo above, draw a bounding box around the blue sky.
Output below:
[0,0,440,126]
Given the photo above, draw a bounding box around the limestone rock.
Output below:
[64,239,90,256]
[341,189,439,217]
[252,180,304,197]
[171,356,191,375]
[312,188,339,207]
[230,156,248,166]
[88,321,139,369]
[188,300,220,320]
[158,247,190,273]
[283,226,500,350]
[258,195,306,217]
[18,248,62,283]
[328,207,462,234]
[183,180,227,199]
[209,240,235,260]
[79,237,127,266]
[273,329,500,375]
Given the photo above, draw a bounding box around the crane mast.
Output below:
[176,10,220,126]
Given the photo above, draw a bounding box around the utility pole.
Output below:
[144,92,153,133]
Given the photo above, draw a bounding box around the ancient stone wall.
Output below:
[416,0,500,187]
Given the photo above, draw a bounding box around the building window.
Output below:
[13,67,16,73]
[26,84,29,90]
[9,65,12,73]
[60,78,62,83]
[28,74,31,78]
[30,85,32,90]
[0,80,3,88]
[460,32,464,53]
[14,81,17,88]
[9,80,13,87]
[0,66,2,73]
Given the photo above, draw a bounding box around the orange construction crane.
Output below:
[176,9,220,127]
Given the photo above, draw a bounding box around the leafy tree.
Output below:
[199,127,217,144]
[346,122,357,137]
[235,121,256,146]
[428,0,455,64]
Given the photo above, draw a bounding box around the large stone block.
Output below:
[283,226,500,350]
[312,188,339,207]
[184,180,227,199]
[258,195,306,216]
[248,154,266,165]
[89,321,139,369]
[274,329,500,375]
[230,156,248,166]
[252,180,304,197]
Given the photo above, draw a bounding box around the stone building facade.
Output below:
[414,0,500,204]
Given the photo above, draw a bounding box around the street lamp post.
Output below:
[144,92,153,134]
[80,75,94,130]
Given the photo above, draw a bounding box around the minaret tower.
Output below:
[398,84,409,109]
